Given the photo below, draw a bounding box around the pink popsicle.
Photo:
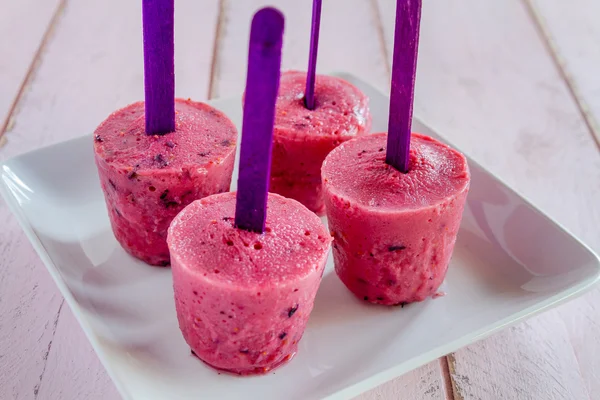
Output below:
[168,192,331,374]
[93,99,237,265]
[270,70,372,215]
[322,133,470,305]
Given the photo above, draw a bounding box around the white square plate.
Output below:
[2,74,599,400]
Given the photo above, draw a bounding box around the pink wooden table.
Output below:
[1,1,599,399]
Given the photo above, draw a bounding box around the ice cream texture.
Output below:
[322,133,470,305]
[168,192,332,374]
[93,98,237,266]
[270,70,371,214]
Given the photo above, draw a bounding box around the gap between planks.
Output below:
[521,0,600,152]
[0,0,67,140]
[208,0,226,100]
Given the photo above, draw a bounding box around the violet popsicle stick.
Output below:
[304,0,322,110]
[385,0,422,172]
[235,8,285,233]
[142,0,175,135]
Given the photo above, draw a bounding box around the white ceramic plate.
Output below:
[2,74,599,400]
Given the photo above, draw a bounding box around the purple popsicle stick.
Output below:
[304,0,322,110]
[235,8,285,233]
[142,0,175,135]
[385,0,422,173]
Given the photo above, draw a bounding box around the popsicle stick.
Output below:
[385,0,422,173]
[142,0,175,135]
[235,8,284,233]
[304,0,322,110]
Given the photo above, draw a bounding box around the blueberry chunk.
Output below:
[288,304,299,318]
[388,245,406,252]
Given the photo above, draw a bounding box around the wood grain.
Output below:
[0,0,219,398]
[448,311,589,400]
[0,0,62,137]
[354,361,448,400]
[375,0,600,398]
[526,0,600,149]
[35,306,120,400]
[0,4,67,400]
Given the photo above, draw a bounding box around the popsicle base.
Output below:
[191,348,296,376]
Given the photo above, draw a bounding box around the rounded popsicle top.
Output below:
[93,99,237,173]
[322,133,470,212]
[275,71,371,139]
[168,192,331,287]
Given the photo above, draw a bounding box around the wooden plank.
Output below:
[0,0,62,136]
[374,0,600,398]
[34,306,120,400]
[448,311,589,400]
[520,5,600,391]
[356,361,448,400]
[215,1,446,399]
[0,3,67,398]
[525,0,600,149]
[0,0,220,398]
[212,0,390,98]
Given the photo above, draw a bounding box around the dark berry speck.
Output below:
[379,148,384,152]
[164,201,179,208]
[239,349,249,354]
[364,296,369,301]
[198,152,210,157]
[165,141,175,148]
[388,245,406,252]
[288,304,299,318]
[220,139,232,147]
[160,190,169,200]
[94,135,103,143]
[154,154,169,168]
[279,332,287,340]
[294,123,308,130]
[108,180,117,190]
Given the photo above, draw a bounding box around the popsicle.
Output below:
[93,0,237,265]
[322,0,470,305]
[322,133,469,305]
[168,8,331,374]
[269,0,371,215]
[94,100,237,266]
[271,71,372,214]
[168,192,330,374]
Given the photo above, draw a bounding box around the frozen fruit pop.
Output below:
[267,0,369,215]
[168,192,331,374]
[168,8,331,375]
[94,99,237,265]
[270,70,371,214]
[93,0,237,266]
[322,133,469,305]
[321,0,470,305]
